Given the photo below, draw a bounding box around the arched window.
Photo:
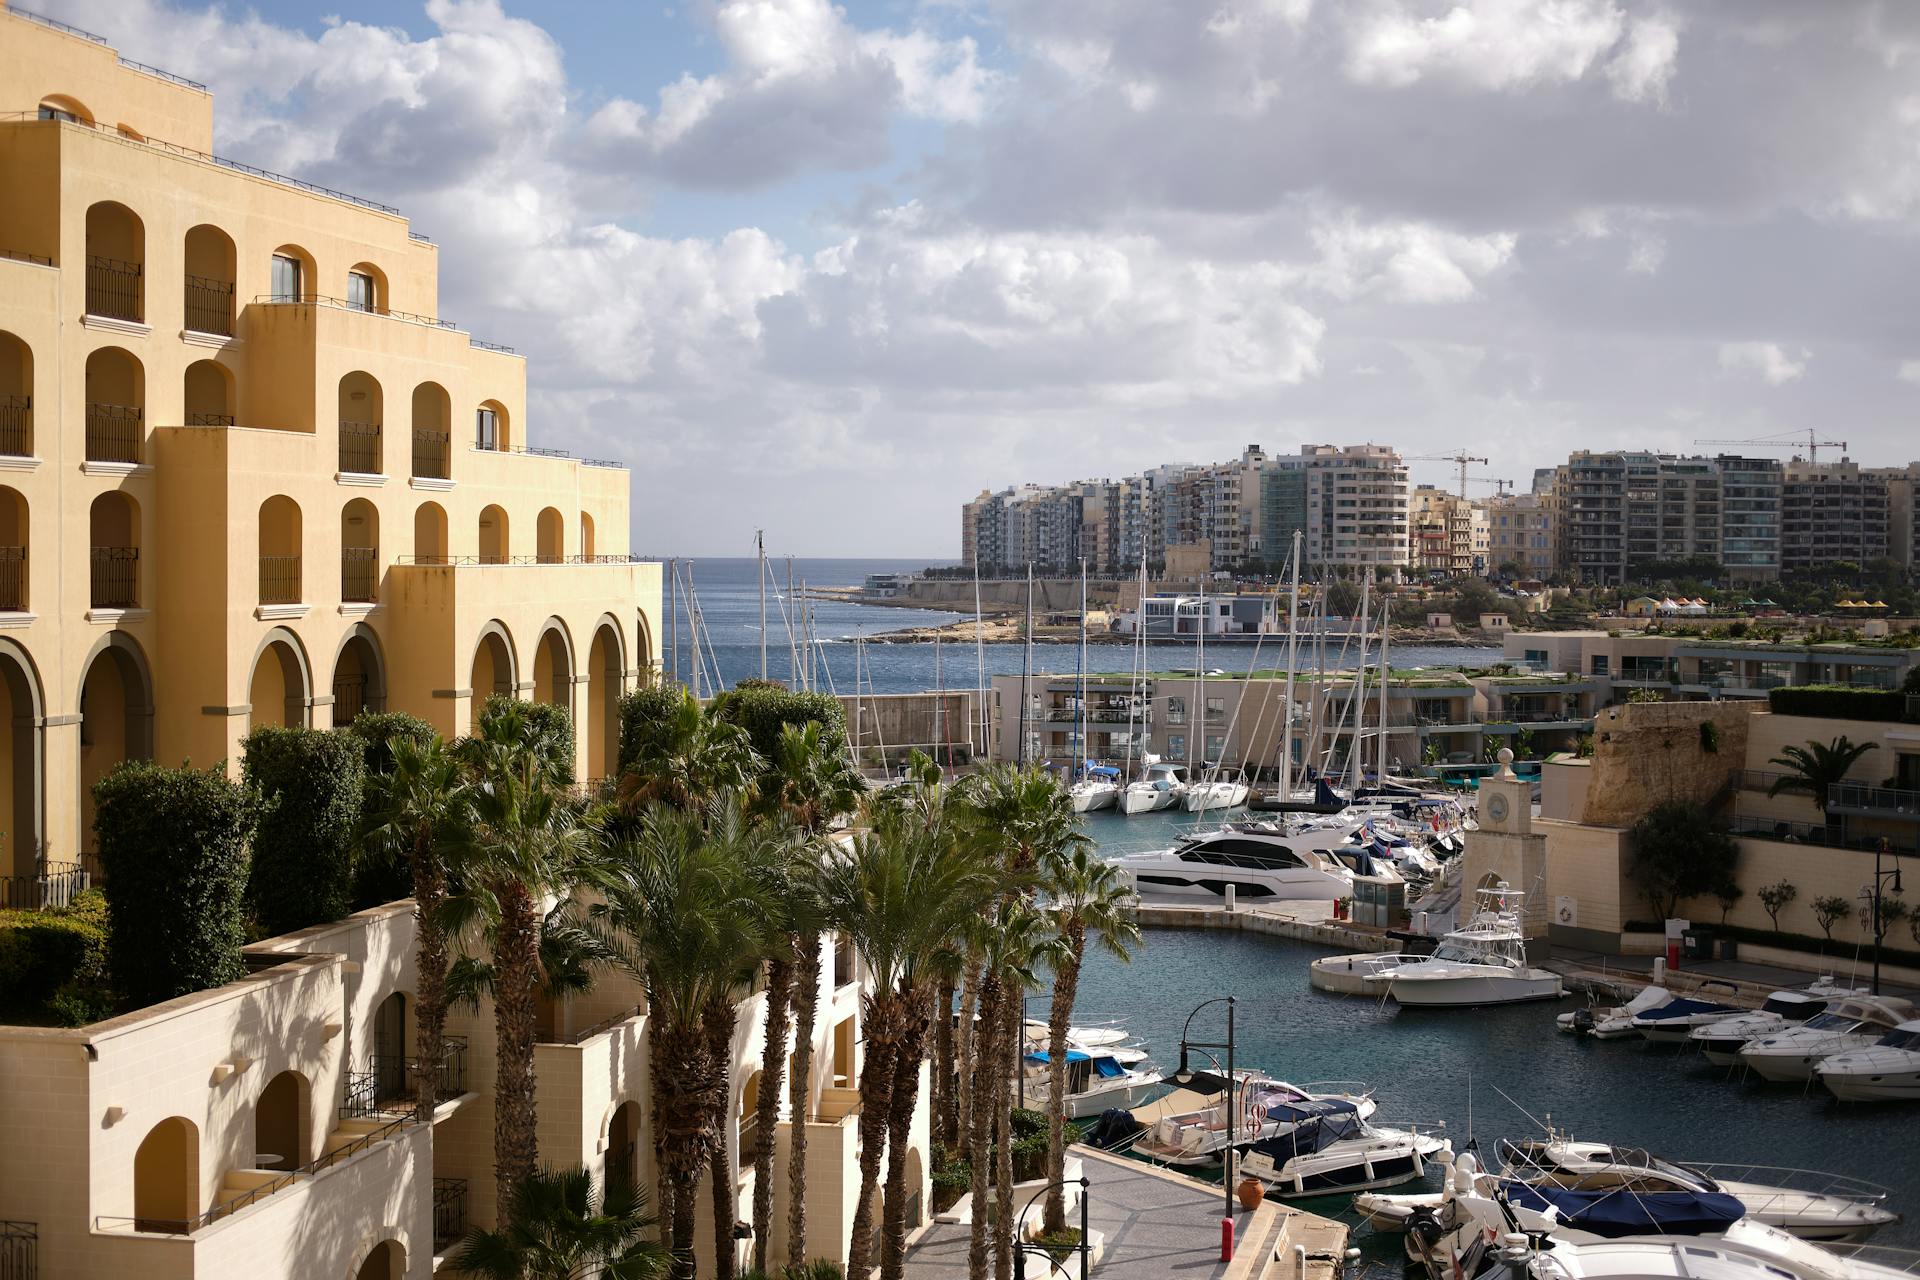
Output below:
[84,347,144,464]
[341,498,378,603]
[0,487,27,613]
[88,493,140,608]
[355,1241,406,1280]
[536,507,563,563]
[258,495,302,605]
[79,636,154,857]
[0,638,45,882]
[85,202,145,322]
[269,244,314,303]
[183,359,233,426]
[414,501,448,564]
[411,382,451,480]
[371,990,408,1101]
[346,262,387,314]
[606,1100,641,1192]
[338,371,383,474]
[478,505,509,564]
[0,330,34,458]
[475,399,509,452]
[737,1071,764,1178]
[580,512,596,560]
[37,95,93,125]
[183,224,236,336]
[333,626,386,725]
[133,1116,199,1233]
[585,621,623,783]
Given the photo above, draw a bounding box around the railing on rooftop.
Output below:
[86,255,142,322]
[393,554,646,567]
[85,403,142,463]
[408,231,433,244]
[253,292,454,330]
[469,338,516,354]
[90,547,138,609]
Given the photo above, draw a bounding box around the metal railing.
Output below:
[411,431,450,480]
[432,1179,467,1253]
[338,421,382,473]
[85,255,142,321]
[1726,814,1916,854]
[0,546,23,612]
[341,547,377,603]
[1828,781,1920,816]
[738,1116,762,1167]
[0,395,28,456]
[469,338,516,354]
[90,547,138,608]
[0,862,89,911]
[184,274,234,335]
[252,292,453,330]
[392,553,647,567]
[185,412,234,426]
[85,403,142,463]
[0,1219,35,1280]
[540,1007,641,1046]
[0,248,51,267]
[258,554,301,605]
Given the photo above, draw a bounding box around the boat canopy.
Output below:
[1023,1049,1091,1065]
[1250,1099,1364,1162]
[1086,765,1122,778]
[1503,1182,1745,1238]
[1635,997,1739,1021]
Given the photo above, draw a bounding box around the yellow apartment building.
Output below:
[0,0,662,904]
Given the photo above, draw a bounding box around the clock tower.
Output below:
[1462,748,1548,948]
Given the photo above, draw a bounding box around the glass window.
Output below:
[1167,734,1186,758]
[347,270,375,312]
[270,254,302,302]
[475,407,499,451]
[1205,734,1226,759]
[1205,696,1226,723]
[1165,696,1186,725]
[1590,655,1609,676]
[37,105,80,124]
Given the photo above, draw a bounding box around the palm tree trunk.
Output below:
[786,931,823,1268]
[881,987,933,1280]
[932,974,956,1148]
[646,1007,681,1264]
[710,1137,736,1280]
[752,941,796,1273]
[410,827,448,1122]
[492,877,542,1210]
[649,1000,716,1280]
[847,993,900,1280]
[966,975,1000,1280]
[992,991,1018,1280]
[1041,931,1083,1236]
[954,956,981,1151]
[706,1001,742,1280]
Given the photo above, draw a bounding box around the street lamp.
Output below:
[1869,838,1905,996]
[1165,996,1237,1261]
[1013,1176,1091,1280]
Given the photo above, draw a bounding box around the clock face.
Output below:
[1487,793,1510,824]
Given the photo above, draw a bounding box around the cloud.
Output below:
[1897,360,1920,385]
[1605,13,1680,103]
[1308,219,1516,303]
[1718,341,1809,386]
[1343,0,1630,93]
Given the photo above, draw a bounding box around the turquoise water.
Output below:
[1071,809,1920,1263]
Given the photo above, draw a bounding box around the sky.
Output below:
[39,0,1920,557]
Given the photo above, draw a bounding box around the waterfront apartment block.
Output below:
[1484,492,1554,578]
[1780,458,1889,573]
[0,2,663,903]
[1409,485,1488,577]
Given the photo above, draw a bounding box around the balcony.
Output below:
[340,548,377,603]
[1827,781,1920,819]
[0,546,22,611]
[85,256,142,322]
[184,274,234,336]
[411,430,450,480]
[0,1221,34,1280]
[338,422,381,474]
[0,395,29,456]
[90,547,138,608]
[348,1036,468,1112]
[433,1179,467,1254]
[258,555,301,606]
[85,404,143,464]
[1043,707,1152,725]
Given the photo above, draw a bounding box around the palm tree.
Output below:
[819,818,997,1280]
[961,764,1089,880]
[602,796,780,1280]
[616,689,760,814]
[361,734,467,1121]
[445,1165,671,1280]
[1038,847,1139,1236]
[1769,736,1878,815]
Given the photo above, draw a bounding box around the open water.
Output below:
[655,557,1502,695]
[1067,808,1920,1267]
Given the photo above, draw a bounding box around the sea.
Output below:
[652,557,1503,695]
[1071,810,1920,1268]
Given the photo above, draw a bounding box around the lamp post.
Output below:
[1869,838,1905,996]
[1164,996,1237,1261]
[1013,1176,1091,1280]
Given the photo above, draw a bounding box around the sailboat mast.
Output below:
[668,557,680,690]
[1019,563,1034,767]
[1191,578,1206,775]
[1309,578,1326,778]
[1123,549,1146,781]
[1077,558,1088,780]
[935,630,945,769]
[757,530,767,681]
[973,556,987,762]
[786,555,799,686]
[1376,600,1391,784]
[1280,530,1302,797]
[1348,569,1371,791]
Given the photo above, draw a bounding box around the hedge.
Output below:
[472,694,576,784]
[94,761,253,1006]
[0,909,107,1012]
[346,709,436,777]
[243,726,367,935]
[618,685,685,774]
[712,685,847,761]
[1767,685,1915,723]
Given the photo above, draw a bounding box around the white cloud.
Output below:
[1718,342,1809,386]
[1344,0,1630,93]
[1897,359,1920,385]
[1605,13,1679,104]
[1309,220,1516,303]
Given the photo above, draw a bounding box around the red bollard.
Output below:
[1221,1216,1235,1261]
[1667,940,1682,972]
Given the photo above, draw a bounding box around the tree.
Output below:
[445,1165,670,1280]
[617,688,760,814]
[1627,801,1740,922]
[964,899,1053,1280]
[1863,896,1910,947]
[1757,880,1798,932]
[1768,736,1878,815]
[1714,881,1744,925]
[1812,895,1852,943]
[1038,847,1138,1237]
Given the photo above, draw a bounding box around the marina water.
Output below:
[1070,808,1920,1266]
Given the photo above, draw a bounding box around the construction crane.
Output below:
[1410,452,1490,498]
[1693,428,1849,465]
[1466,477,1515,497]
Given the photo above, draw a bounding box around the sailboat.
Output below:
[1066,558,1118,813]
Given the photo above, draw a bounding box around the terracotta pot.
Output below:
[1236,1174,1265,1210]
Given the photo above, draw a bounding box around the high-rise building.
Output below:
[1780,458,1890,573]
[1295,443,1410,570]
[1485,492,1555,578]
[1408,485,1487,576]
[1715,455,1782,583]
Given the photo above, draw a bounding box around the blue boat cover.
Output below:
[1023,1049,1091,1064]
[1314,778,1343,808]
[1636,998,1740,1021]
[1250,1099,1364,1162]
[1087,765,1122,778]
[1092,1057,1126,1079]
[1503,1183,1745,1238]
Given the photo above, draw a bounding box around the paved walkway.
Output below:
[906,1146,1247,1279]
[1553,944,1918,999]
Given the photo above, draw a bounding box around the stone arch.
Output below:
[340,498,379,604]
[88,491,141,607]
[0,329,36,457]
[532,617,574,708]
[635,608,656,684]
[248,627,313,731]
[133,1116,199,1232]
[477,504,508,564]
[332,624,387,726]
[84,346,144,463]
[580,511,596,559]
[476,397,510,451]
[78,632,153,858]
[346,261,388,313]
[85,201,145,322]
[269,243,315,302]
[0,637,44,881]
[38,94,94,125]
[536,506,564,563]
[413,501,448,564]
[182,224,236,336]
[351,1238,406,1280]
[410,382,451,480]
[585,617,625,783]
[337,371,383,474]
[258,495,303,605]
[469,623,517,733]
[254,1069,310,1171]
[604,1098,641,1190]
[183,358,234,425]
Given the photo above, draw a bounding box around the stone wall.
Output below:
[1576,700,1763,827]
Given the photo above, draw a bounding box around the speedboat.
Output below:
[1557,985,1673,1038]
[1110,822,1357,903]
[1494,1137,1898,1244]
[1120,761,1187,815]
[1441,1217,1917,1280]
[1363,884,1563,1007]
[1237,1098,1450,1197]
[1739,997,1918,1083]
[1020,1043,1163,1118]
[1127,1072,1376,1166]
[1691,991,1829,1065]
[1816,1019,1920,1102]
[1630,991,1746,1044]
[1184,770,1250,812]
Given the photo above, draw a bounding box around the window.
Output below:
[270,254,302,302]
[1590,655,1609,676]
[476,407,499,451]
[347,270,375,312]
[38,104,81,124]
[1165,696,1186,725]
[1205,696,1226,723]
[1205,734,1226,759]
[1167,734,1186,758]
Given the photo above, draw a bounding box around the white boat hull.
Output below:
[1241,1130,1450,1198]
[1070,786,1117,813]
[1184,783,1248,812]
[1817,1066,1920,1102]
[1375,970,1564,1007]
[1061,1077,1164,1118]
[1120,785,1177,815]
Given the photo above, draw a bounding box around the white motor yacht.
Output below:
[1120,762,1188,815]
[1363,884,1564,1007]
[1445,1216,1917,1280]
[1738,997,1918,1083]
[1691,991,1829,1065]
[1111,822,1357,903]
[1020,1043,1163,1118]
[1815,1019,1920,1102]
[1237,1098,1450,1197]
[1126,1072,1376,1166]
[1184,772,1250,812]
[1629,990,1746,1044]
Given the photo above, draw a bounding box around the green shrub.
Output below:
[95,761,254,1006]
[617,685,684,774]
[1767,685,1913,723]
[0,910,107,1010]
[347,711,439,905]
[243,726,367,935]
[712,685,847,761]
[346,710,436,777]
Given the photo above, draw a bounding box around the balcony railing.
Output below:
[340,547,377,603]
[0,861,89,910]
[85,255,142,322]
[433,1179,467,1254]
[1827,781,1920,817]
[1727,814,1916,855]
[359,1036,467,1109]
[90,547,138,608]
[0,395,28,456]
[258,554,301,605]
[338,421,381,474]
[184,274,234,336]
[0,1220,34,1280]
[85,403,142,463]
[0,546,23,611]
[411,431,450,480]
[185,412,234,426]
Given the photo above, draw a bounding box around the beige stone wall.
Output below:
[1576,700,1761,826]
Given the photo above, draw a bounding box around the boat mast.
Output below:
[935,629,945,769]
[1076,557,1088,782]
[1123,548,1146,782]
[973,554,988,763]
[1192,576,1206,777]
[1280,530,1302,797]
[1019,563,1034,767]
[757,529,767,681]
[1347,568,1371,791]
[1376,598,1391,785]
[1309,576,1326,780]
[786,555,799,686]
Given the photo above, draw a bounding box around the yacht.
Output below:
[1237,1098,1451,1196]
[1557,986,1673,1039]
[1629,991,1746,1044]
[1447,1218,1918,1280]
[1815,1020,1920,1102]
[1020,1042,1164,1118]
[1363,884,1564,1007]
[1120,761,1188,815]
[1738,997,1919,1083]
[1690,991,1829,1065]
[1184,770,1250,812]
[1111,822,1358,903]
[1127,1072,1376,1166]
[1067,770,1119,814]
